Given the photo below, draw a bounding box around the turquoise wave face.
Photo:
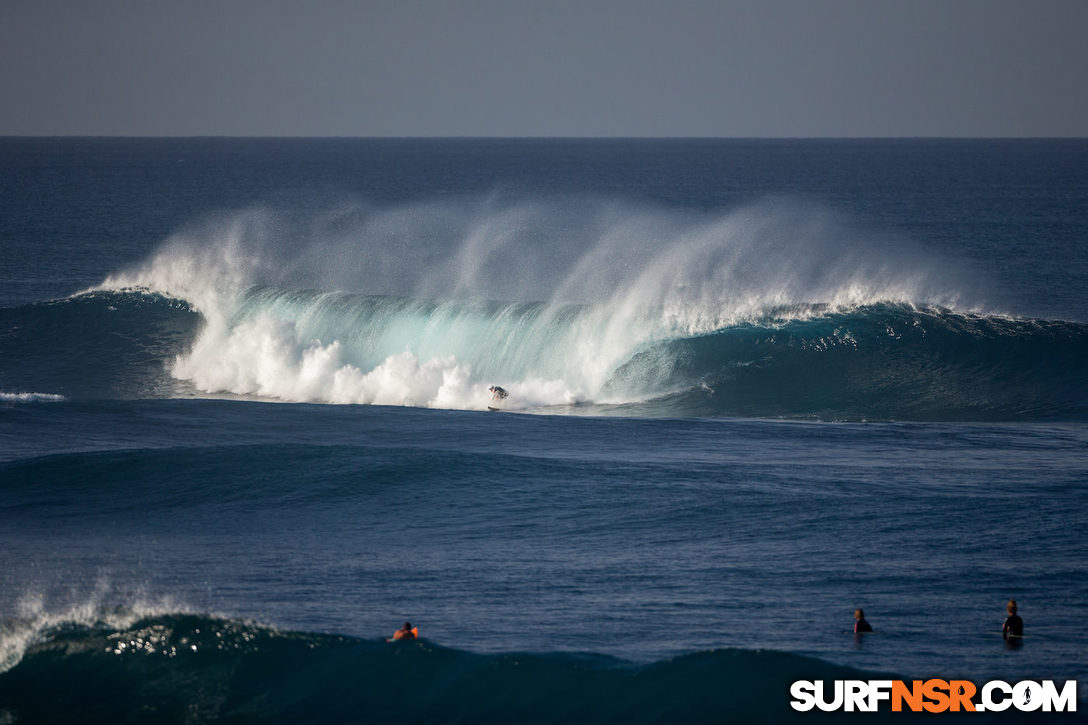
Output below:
[0,613,886,724]
[2,289,1087,421]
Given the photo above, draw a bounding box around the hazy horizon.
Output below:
[2,0,1086,137]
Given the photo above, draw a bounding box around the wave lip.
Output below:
[0,291,201,401]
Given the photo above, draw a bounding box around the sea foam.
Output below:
[0,392,66,403]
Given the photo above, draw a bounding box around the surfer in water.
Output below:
[390,622,418,641]
[1002,600,1023,640]
[853,608,873,633]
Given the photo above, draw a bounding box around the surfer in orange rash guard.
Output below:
[390,622,418,641]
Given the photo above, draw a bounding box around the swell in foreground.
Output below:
[0,612,903,724]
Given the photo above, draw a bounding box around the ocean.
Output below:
[1,137,1086,723]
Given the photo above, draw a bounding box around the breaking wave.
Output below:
[4,197,1085,420]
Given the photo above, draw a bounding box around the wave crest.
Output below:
[81,198,991,410]
[32,197,1082,419]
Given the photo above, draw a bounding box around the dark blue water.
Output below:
[2,138,1087,722]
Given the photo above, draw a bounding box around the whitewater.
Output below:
[71,195,1084,420]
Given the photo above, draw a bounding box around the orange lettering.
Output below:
[923,679,951,713]
[948,680,977,712]
[892,680,924,712]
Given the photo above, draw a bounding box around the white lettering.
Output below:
[1041,680,1077,712]
[845,680,868,712]
[867,680,892,711]
[982,680,1013,712]
[789,680,816,712]
[815,680,844,712]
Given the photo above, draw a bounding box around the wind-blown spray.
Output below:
[82,196,1086,419]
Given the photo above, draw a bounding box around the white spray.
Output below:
[93,196,976,410]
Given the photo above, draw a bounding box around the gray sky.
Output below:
[1,0,1086,136]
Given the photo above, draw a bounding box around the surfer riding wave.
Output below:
[488,385,509,411]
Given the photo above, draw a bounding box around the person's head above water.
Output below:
[854,608,865,620]
[1006,600,1017,615]
[403,621,412,629]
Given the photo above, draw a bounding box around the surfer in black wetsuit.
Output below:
[853,608,873,633]
[1002,600,1023,640]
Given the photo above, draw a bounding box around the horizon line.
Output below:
[2,134,1087,141]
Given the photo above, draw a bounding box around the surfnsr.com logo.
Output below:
[790,679,1078,713]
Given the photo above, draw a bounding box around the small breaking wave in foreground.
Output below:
[0,611,906,724]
